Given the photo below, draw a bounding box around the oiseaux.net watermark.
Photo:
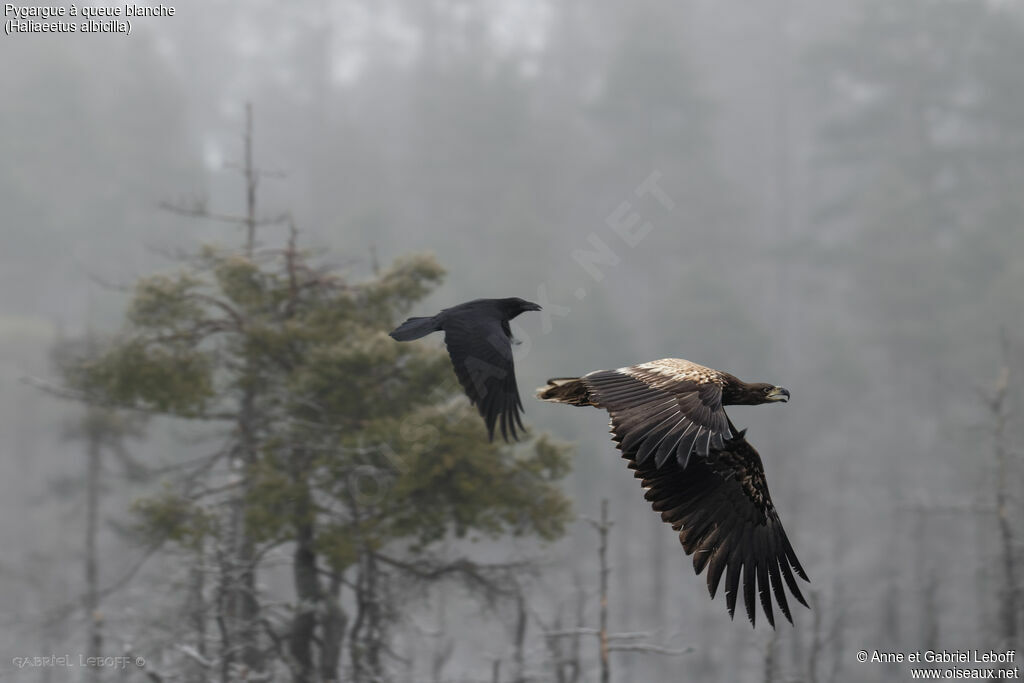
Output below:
[11,653,145,670]
[855,648,1019,679]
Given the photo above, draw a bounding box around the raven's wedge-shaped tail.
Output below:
[389,316,439,341]
[536,377,594,406]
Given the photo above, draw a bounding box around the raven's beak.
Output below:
[524,301,542,312]
[767,386,790,403]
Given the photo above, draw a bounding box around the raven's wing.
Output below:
[583,359,732,468]
[629,429,809,627]
[442,316,525,442]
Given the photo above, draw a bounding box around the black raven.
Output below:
[538,358,807,627]
[390,297,542,442]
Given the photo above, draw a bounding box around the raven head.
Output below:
[502,297,542,317]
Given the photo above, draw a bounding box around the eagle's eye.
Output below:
[763,386,771,394]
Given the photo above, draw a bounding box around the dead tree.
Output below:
[980,332,1020,649]
[540,500,690,683]
[158,104,289,678]
[51,334,146,682]
[590,499,612,683]
[805,589,847,683]
[83,407,103,683]
[513,589,528,683]
[535,579,585,683]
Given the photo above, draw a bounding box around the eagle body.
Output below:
[539,358,789,468]
[390,297,541,442]
[537,357,807,627]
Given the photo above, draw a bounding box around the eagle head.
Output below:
[752,383,790,404]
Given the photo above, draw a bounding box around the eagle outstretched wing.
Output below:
[629,427,809,627]
[537,357,806,627]
[584,359,733,468]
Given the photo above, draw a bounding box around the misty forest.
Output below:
[2,1,1024,681]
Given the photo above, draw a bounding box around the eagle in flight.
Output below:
[537,358,809,627]
[390,297,541,442]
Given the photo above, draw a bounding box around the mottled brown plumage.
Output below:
[537,358,807,627]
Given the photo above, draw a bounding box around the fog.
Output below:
[2,1,1022,681]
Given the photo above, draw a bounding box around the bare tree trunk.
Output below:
[243,103,257,258]
[233,105,266,676]
[913,509,937,649]
[512,589,527,683]
[320,572,346,683]
[185,556,208,683]
[589,499,612,683]
[84,423,103,683]
[988,336,1019,648]
[231,388,264,677]
[350,548,386,683]
[365,551,385,681]
[349,555,367,682]
[613,509,631,677]
[154,105,274,681]
[290,538,318,683]
[569,578,584,683]
[215,536,233,683]
[430,588,452,683]
[290,460,320,683]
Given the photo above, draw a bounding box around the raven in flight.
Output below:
[537,358,808,627]
[390,297,542,442]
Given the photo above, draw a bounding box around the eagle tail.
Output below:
[389,316,439,341]
[536,377,593,406]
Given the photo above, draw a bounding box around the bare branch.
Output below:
[544,628,600,638]
[158,200,289,229]
[174,644,215,669]
[607,643,693,656]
